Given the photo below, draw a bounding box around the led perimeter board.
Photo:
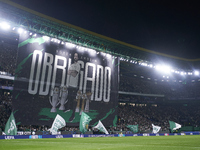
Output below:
[13,33,119,127]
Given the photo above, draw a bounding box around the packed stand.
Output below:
[117,104,200,133]
[0,40,17,76]
[119,74,200,100]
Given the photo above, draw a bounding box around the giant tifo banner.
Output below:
[12,33,119,127]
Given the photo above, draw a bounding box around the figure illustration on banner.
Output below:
[65,52,80,122]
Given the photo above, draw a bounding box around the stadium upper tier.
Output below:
[0,0,200,71]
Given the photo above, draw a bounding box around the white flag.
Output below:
[50,114,66,135]
[174,123,181,130]
[152,124,161,133]
[93,120,109,134]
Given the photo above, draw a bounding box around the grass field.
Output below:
[0,135,200,150]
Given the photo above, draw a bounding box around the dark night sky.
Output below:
[10,0,200,59]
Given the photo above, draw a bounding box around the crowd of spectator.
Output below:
[119,74,200,100]
[0,94,12,131]
[117,104,200,133]
[0,40,17,75]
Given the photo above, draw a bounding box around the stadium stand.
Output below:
[0,31,200,134]
[0,0,200,135]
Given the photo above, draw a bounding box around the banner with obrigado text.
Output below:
[12,33,119,127]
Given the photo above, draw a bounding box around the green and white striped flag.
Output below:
[93,120,109,134]
[5,112,17,135]
[152,124,161,133]
[50,114,66,135]
[169,121,181,131]
[79,112,92,134]
[127,125,138,133]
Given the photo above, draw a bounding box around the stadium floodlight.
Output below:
[90,49,96,54]
[42,36,50,41]
[148,64,153,68]
[141,63,147,66]
[18,28,23,34]
[155,65,171,74]
[194,71,199,76]
[88,48,97,57]
[101,52,106,56]
[65,42,76,48]
[175,70,180,74]
[107,54,112,58]
[0,22,10,30]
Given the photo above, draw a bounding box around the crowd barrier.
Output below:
[0,131,200,140]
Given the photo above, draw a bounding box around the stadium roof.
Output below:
[0,0,200,70]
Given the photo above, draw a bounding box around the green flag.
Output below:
[5,112,17,135]
[169,121,181,131]
[79,112,92,134]
[127,125,138,133]
[93,120,109,134]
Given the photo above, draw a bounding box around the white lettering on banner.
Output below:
[28,50,112,102]
[83,63,96,99]
[73,134,81,138]
[143,133,149,136]
[95,65,103,101]
[28,50,43,94]
[51,55,67,90]
[103,67,111,102]
[39,53,53,95]
[156,134,159,136]
[133,134,137,136]
[56,135,63,138]
[17,131,23,135]
[5,136,15,140]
